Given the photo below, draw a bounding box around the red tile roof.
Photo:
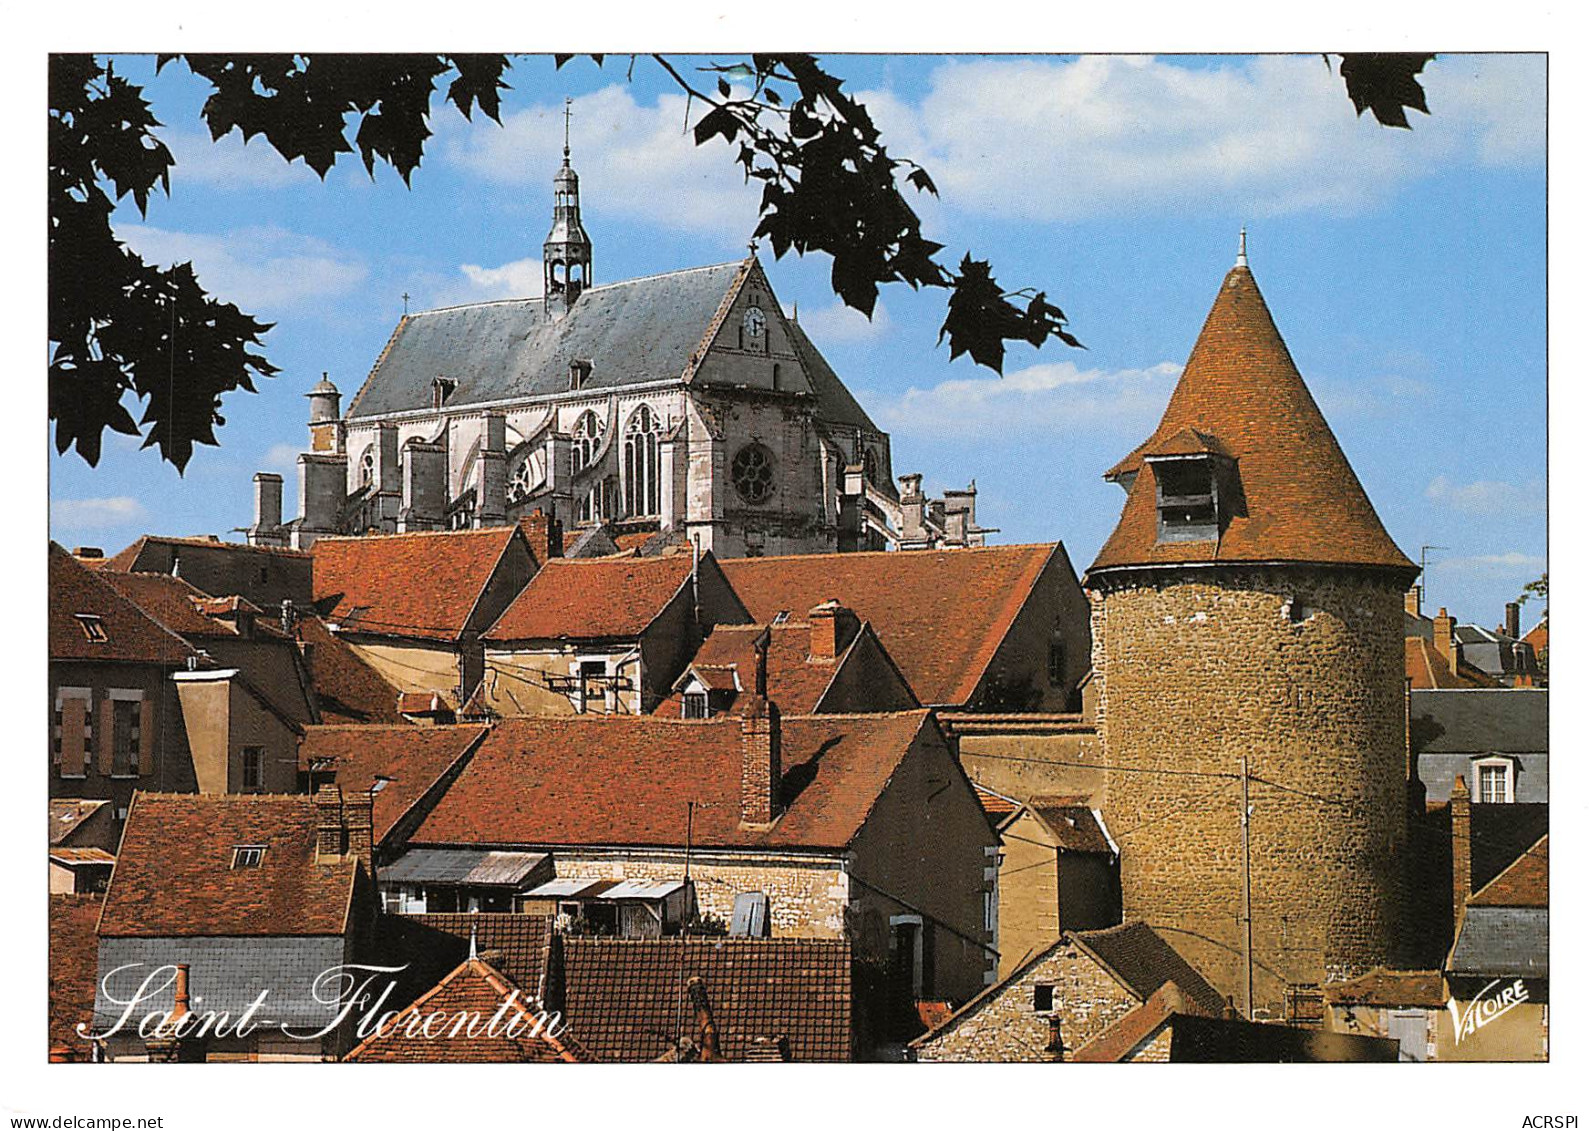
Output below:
[295,613,409,724]
[49,894,103,1061]
[415,711,933,851]
[102,534,310,573]
[1091,265,1415,575]
[100,571,233,637]
[1069,982,1189,1062]
[1468,834,1547,908]
[1029,801,1115,854]
[1523,619,1548,656]
[98,793,359,938]
[721,544,1062,706]
[562,937,852,1062]
[1406,637,1501,690]
[974,784,1021,820]
[313,526,528,642]
[484,553,694,641]
[344,957,590,1063]
[299,724,489,843]
[49,543,195,666]
[657,621,892,716]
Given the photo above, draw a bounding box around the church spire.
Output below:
[544,98,593,314]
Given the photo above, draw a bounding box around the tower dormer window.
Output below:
[569,359,592,391]
[431,377,457,409]
[1150,454,1223,544]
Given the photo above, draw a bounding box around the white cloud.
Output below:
[1440,551,1547,576]
[439,85,763,241]
[869,359,1180,440]
[1312,372,1432,418]
[857,54,1544,222]
[262,443,302,473]
[115,224,367,313]
[160,128,323,190]
[52,496,146,528]
[1425,475,1545,516]
[793,300,892,344]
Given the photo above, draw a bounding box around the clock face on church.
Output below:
[742,305,766,341]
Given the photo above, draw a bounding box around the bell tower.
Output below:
[544,98,593,315]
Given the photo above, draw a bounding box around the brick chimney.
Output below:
[1451,774,1472,934]
[1433,608,1458,675]
[520,511,564,561]
[1404,585,1422,618]
[315,784,344,859]
[343,788,375,877]
[808,600,860,661]
[740,695,782,826]
[1505,601,1521,640]
[172,963,191,1021]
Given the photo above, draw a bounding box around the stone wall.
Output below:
[1089,566,1408,1016]
[954,727,1103,805]
[913,937,1139,1062]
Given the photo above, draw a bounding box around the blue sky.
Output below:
[50,53,1546,627]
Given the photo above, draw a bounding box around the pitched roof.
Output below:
[1469,835,1547,909]
[1069,982,1192,1062]
[48,543,195,666]
[49,800,111,847]
[413,711,933,852]
[1409,689,1548,754]
[295,613,408,724]
[1090,264,1414,575]
[49,894,103,1061]
[101,534,310,573]
[1028,800,1116,855]
[786,316,881,434]
[347,262,745,418]
[299,724,489,844]
[1523,618,1548,655]
[99,571,234,637]
[562,936,852,1062]
[1323,969,1445,1009]
[973,783,1022,821]
[720,544,1062,706]
[345,957,590,1063]
[1406,637,1501,690]
[98,793,359,938]
[313,525,527,642]
[1073,922,1227,1017]
[1449,906,1548,979]
[484,553,693,641]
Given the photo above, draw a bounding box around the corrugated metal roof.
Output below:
[1449,907,1549,978]
[347,264,742,418]
[598,879,685,901]
[382,847,549,887]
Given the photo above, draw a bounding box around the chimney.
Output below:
[808,600,860,661]
[1404,585,1422,618]
[1513,641,1532,686]
[740,692,782,826]
[1505,601,1521,640]
[1433,608,1457,675]
[520,511,564,561]
[1451,774,1472,935]
[343,788,375,877]
[686,977,721,1063]
[172,963,191,1022]
[315,784,344,859]
[253,472,284,531]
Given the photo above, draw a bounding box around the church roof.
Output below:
[1090,263,1414,575]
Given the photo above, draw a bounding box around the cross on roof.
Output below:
[564,97,572,161]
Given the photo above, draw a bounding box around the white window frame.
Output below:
[1473,756,1516,804]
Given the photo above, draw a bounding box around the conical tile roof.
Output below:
[1089,263,1414,575]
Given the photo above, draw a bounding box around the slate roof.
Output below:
[1469,835,1547,908]
[346,263,744,418]
[345,957,590,1063]
[1074,922,1226,1017]
[562,936,852,1062]
[1406,637,1501,690]
[1469,804,1551,896]
[786,316,881,434]
[98,793,359,938]
[721,544,1064,706]
[298,724,489,844]
[484,553,694,642]
[295,613,409,724]
[49,799,111,847]
[313,525,527,641]
[1449,908,1548,979]
[49,894,103,1060]
[1409,689,1548,754]
[49,543,195,666]
[413,711,934,852]
[1090,264,1414,575]
[1454,623,1544,681]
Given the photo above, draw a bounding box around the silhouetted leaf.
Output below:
[1338,53,1433,129]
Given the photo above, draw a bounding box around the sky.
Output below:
[48,52,1547,627]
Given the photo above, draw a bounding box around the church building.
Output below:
[247,126,984,558]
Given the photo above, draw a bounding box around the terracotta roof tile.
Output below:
[299,724,489,844]
[49,800,111,847]
[295,613,409,724]
[563,936,852,1062]
[721,544,1062,706]
[401,913,556,994]
[345,957,590,1062]
[1468,834,1547,908]
[49,894,103,1061]
[485,554,693,641]
[102,535,310,574]
[98,793,358,938]
[313,526,527,642]
[1074,922,1226,1017]
[660,623,830,715]
[1091,265,1414,575]
[1322,968,1445,1008]
[1029,801,1114,854]
[414,711,933,851]
[99,571,233,638]
[1405,636,1501,689]
[49,544,195,666]
[974,784,1021,820]
[1069,982,1189,1062]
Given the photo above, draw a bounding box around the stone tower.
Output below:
[1083,239,1419,1018]
[543,99,592,312]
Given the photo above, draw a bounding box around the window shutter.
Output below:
[97,696,114,775]
[137,693,155,777]
[62,698,86,774]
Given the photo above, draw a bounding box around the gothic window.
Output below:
[623,405,661,517]
[572,410,603,474]
[732,443,775,505]
[359,447,375,489]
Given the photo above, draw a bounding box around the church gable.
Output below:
[687,260,815,398]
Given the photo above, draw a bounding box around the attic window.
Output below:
[75,614,107,643]
[771,611,791,625]
[1034,984,1055,1012]
[432,377,457,409]
[231,845,266,869]
[569,359,593,390]
[1151,456,1221,544]
[682,692,710,720]
[371,776,393,794]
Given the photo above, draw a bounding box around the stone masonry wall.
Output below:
[1090,567,1407,1018]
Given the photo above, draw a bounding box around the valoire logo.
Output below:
[1449,977,1530,1043]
